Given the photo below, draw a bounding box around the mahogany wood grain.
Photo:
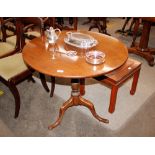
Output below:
[22,31,128,78]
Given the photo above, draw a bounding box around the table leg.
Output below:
[128,44,155,66]
[48,79,109,130]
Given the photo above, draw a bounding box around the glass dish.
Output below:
[85,50,106,65]
[64,32,98,49]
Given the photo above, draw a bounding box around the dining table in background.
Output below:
[22,30,128,129]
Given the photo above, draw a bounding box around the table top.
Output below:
[22,31,128,78]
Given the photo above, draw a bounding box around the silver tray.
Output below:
[64,32,98,49]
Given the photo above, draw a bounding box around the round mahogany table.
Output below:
[22,31,128,129]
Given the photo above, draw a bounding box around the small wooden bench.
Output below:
[80,58,142,113]
[94,58,141,113]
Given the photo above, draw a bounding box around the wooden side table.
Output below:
[22,31,128,129]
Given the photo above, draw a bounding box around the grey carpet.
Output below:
[0,81,115,137]
[1,77,155,137]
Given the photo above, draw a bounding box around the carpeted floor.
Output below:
[0,18,155,136]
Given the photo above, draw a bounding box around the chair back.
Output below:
[19,17,44,49]
[0,18,21,58]
[0,17,7,42]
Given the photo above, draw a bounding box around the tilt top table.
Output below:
[22,30,128,129]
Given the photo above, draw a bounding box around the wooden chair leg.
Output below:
[8,82,20,118]
[115,17,131,33]
[131,18,140,47]
[130,69,140,95]
[89,25,96,31]
[39,73,49,92]
[50,77,55,97]
[109,85,118,113]
[80,78,85,96]
[27,76,35,83]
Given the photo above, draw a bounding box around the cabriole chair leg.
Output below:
[27,76,35,83]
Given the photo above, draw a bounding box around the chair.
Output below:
[115,17,131,34]
[20,17,44,42]
[1,17,16,37]
[88,17,110,35]
[115,17,142,36]
[3,17,16,31]
[0,18,33,118]
[20,17,52,93]
[0,17,20,58]
[0,18,50,118]
[50,17,78,31]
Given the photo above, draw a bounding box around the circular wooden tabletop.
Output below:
[22,31,128,78]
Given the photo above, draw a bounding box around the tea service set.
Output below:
[44,27,105,64]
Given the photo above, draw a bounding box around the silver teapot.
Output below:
[46,27,61,44]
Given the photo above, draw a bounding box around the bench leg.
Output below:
[109,85,118,113]
[130,69,140,95]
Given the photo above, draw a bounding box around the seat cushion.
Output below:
[25,31,41,43]
[0,53,28,81]
[6,35,16,46]
[6,31,40,46]
[0,42,15,57]
[25,31,41,38]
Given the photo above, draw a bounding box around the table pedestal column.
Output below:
[48,79,109,130]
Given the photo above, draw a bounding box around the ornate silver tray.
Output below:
[64,32,98,49]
